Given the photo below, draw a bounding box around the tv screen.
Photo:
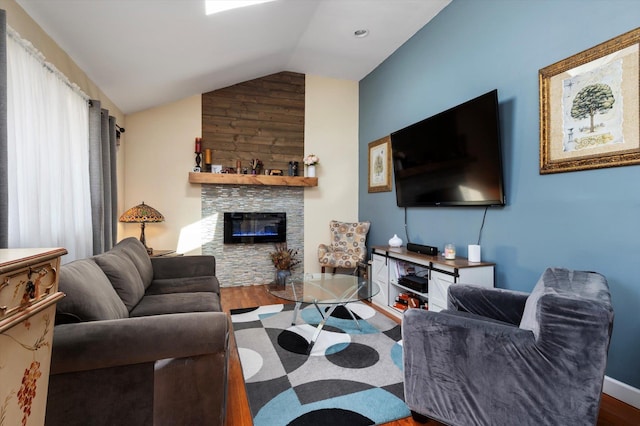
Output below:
[390,89,506,207]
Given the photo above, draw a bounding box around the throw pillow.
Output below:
[57,259,129,323]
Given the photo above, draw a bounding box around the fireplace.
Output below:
[223,212,286,244]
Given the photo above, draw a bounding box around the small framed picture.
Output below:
[368,136,392,192]
[211,165,222,173]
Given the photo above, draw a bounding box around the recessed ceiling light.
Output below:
[354,29,369,38]
[205,0,277,16]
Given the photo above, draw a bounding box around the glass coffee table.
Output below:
[267,273,379,354]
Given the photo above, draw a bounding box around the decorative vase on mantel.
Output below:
[307,165,316,177]
[275,269,291,287]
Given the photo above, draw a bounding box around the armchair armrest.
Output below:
[448,284,529,325]
[318,244,330,258]
[50,311,229,374]
[402,309,541,424]
[151,255,216,279]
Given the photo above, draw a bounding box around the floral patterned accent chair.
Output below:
[318,220,371,273]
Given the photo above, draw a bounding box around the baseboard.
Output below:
[603,376,640,409]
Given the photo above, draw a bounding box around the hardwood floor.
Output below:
[221,285,640,426]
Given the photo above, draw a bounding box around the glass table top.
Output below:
[266,272,379,305]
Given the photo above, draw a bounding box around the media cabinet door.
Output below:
[429,270,452,312]
[431,266,495,311]
[371,253,389,306]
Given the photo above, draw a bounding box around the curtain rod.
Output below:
[87,100,125,137]
[8,26,89,102]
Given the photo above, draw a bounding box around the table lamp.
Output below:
[119,202,165,255]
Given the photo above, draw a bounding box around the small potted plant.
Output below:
[270,243,301,286]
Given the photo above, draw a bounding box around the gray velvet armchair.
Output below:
[402,267,614,426]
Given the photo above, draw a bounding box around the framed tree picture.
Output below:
[539,27,640,174]
[368,136,392,192]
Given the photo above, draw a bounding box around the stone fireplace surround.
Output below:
[201,184,303,287]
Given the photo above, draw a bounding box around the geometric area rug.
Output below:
[230,302,410,426]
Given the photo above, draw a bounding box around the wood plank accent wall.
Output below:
[202,72,305,173]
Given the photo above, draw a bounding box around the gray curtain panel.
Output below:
[89,99,118,254]
[108,115,117,246]
[0,10,7,248]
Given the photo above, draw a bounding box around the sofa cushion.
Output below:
[150,256,216,279]
[129,293,222,317]
[111,237,154,289]
[57,259,129,323]
[145,276,220,296]
[93,251,146,311]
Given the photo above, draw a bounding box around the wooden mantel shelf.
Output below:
[188,172,318,187]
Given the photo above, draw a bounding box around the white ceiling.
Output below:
[16,0,451,114]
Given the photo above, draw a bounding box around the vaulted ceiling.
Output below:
[16,0,451,114]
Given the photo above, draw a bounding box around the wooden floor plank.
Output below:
[221,284,640,426]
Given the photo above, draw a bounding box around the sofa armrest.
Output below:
[151,255,216,279]
[50,311,229,375]
[448,284,529,325]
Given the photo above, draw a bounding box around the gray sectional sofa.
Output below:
[45,237,229,426]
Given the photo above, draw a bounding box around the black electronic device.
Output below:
[399,275,429,293]
[407,242,438,256]
[390,89,506,207]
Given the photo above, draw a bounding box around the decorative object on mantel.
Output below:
[288,161,299,176]
[270,243,301,286]
[250,158,263,175]
[388,234,403,247]
[204,149,212,172]
[193,137,202,172]
[303,154,319,177]
[306,166,316,177]
[119,202,165,255]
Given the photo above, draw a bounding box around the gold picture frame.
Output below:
[539,27,640,174]
[368,136,392,192]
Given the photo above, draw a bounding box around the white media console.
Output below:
[370,246,495,316]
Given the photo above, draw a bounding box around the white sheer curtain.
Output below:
[6,28,92,261]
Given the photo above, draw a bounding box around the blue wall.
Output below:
[359,0,640,389]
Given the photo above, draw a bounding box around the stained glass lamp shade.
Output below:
[119,202,165,254]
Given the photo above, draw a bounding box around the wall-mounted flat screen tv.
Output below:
[390,89,506,207]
